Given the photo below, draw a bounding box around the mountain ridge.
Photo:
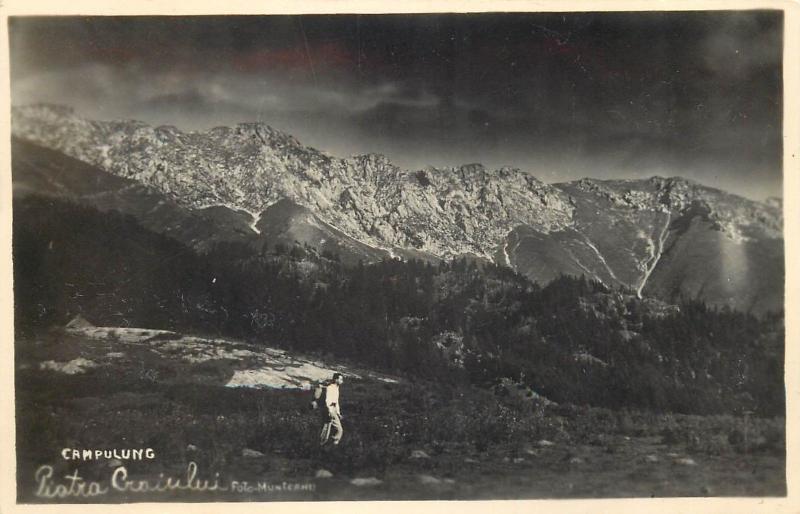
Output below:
[11,103,784,313]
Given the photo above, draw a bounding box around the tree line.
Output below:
[14,195,784,416]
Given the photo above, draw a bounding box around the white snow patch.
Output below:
[246,211,262,234]
[564,248,604,286]
[637,211,671,298]
[373,375,399,384]
[227,358,363,389]
[64,323,397,390]
[350,477,383,487]
[67,327,176,344]
[227,361,344,389]
[501,236,513,268]
[40,358,97,374]
[580,234,620,284]
[197,203,264,234]
[157,339,261,363]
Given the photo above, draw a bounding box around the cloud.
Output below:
[13,60,433,125]
[701,13,782,80]
[9,13,782,201]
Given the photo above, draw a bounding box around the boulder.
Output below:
[350,477,382,487]
[418,474,441,485]
[242,448,265,458]
[410,450,430,459]
[66,314,94,330]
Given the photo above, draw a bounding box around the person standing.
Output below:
[319,373,344,446]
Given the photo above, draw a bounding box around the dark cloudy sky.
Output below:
[9,12,783,200]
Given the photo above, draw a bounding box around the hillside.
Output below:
[15,326,785,501]
[13,196,784,417]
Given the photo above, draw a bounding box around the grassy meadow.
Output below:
[15,330,785,501]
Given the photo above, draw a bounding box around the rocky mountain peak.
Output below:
[345,153,399,181]
[231,122,301,149]
[457,163,487,176]
[10,105,577,260]
[10,104,783,313]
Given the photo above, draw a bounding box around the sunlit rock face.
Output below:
[543,177,783,313]
[12,104,783,314]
